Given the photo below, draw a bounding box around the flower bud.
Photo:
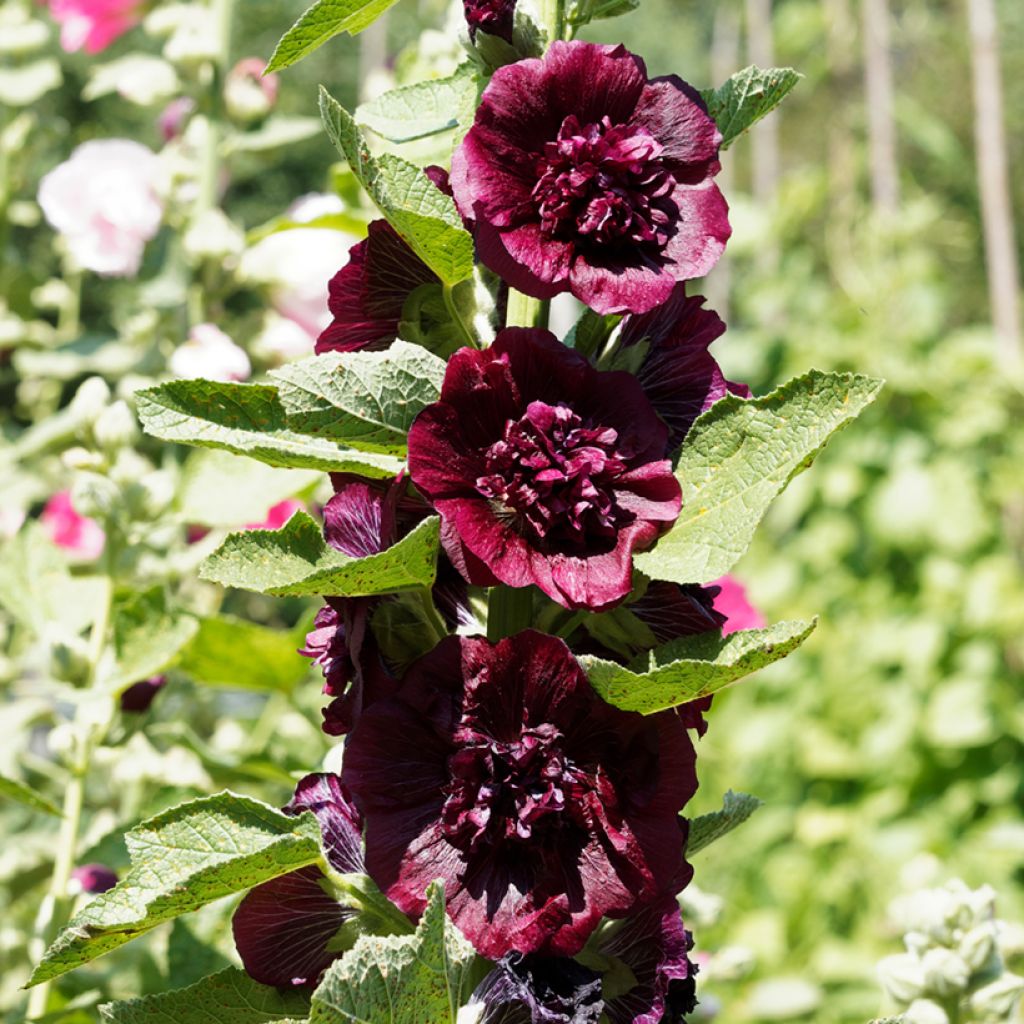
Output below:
[903,998,950,1024]
[61,446,105,471]
[133,470,176,519]
[32,278,74,310]
[47,723,77,759]
[224,58,278,123]
[71,864,118,894]
[183,208,245,263]
[966,973,1024,1021]
[878,953,927,1004]
[92,400,139,452]
[921,947,971,997]
[69,376,111,424]
[70,473,119,521]
[958,923,997,973]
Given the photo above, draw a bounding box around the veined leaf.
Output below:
[701,65,803,150]
[200,511,440,598]
[310,881,475,1024]
[136,379,404,478]
[319,87,475,285]
[583,619,817,714]
[28,794,323,985]
[355,65,480,143]
[266,0,403,73]
[99,967,310,1024]
[271,342,446,455]
[635,370,883,585]
[0,774,61,817]
[687,791,763,855]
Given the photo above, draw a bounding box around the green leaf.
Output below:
[100,589,199,693]
[0,773,61,817]
[200,511,440,598]
[266,0,402,73]
[355,65,480,143]
[177,615,309,692]
[687,790,763,856]
[166,919,232,988]
[178,450,321,529]
[136,379,404,478]
[635,370,883,585]
[271,342,446,454]
[310,881,475,1024]
[99,967,310,1024]
[563,309,621,360]
[224,116,322,154]
[701,65,803,150]
[583,620,817,714]
[28,794,323,985]
[319,87,475,285]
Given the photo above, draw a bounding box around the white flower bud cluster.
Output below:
[876,879,1024,1023]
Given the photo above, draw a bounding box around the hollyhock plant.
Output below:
[450,41,729,314]
[709,575,766,635]
[232,773,364,987]
[245,499,303,531]
[40,491,105,560]
[463,0,517,42]
[38,140,163,277]
[47,0,140,54]
[170,323,251,382]
[342,632,698,960]
[408,327,681,610]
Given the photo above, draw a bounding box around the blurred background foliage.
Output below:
[1,0,1021,1021]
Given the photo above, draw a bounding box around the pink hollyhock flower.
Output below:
[170,323,251,382]
[619,288,750,452]
[342,632,698,959]
[244,499,303,531]
[232,774,363,987]
[48,0,140,54]
[38,140,163,278]
[407,328,682,611]
[709,575,765,635]
[41,491,105,560]
[71,863,118,894]
[451,41,729,315]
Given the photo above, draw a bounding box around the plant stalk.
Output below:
[442,282,479,348]
[505,289,550,330]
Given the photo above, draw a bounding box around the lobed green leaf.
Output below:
[266,0,402,73]
[199,510,440,598]
[310,881,476,1024]
[99,967,310,1024]
[635,370,883,585]
[136,379,403,478]
[687,790,763,856]
[28,794,323,985]
[271,342,446,455]
[583,619,817,714]
[319,87,475,285]
[701,65,803,150]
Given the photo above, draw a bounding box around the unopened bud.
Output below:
[967,973,1024,1021]
[183,208,245,262]
[92,400,139,452]
[62,446,105,471]
[69,376,111,424]
[224,58,278,123]
[878,953,926,1004]
[70,473,119,521]
[921,947,970,997]
[958,924,997,973]
[903,998,949,1024]
[32,278,73,310]
[134,470,176,519]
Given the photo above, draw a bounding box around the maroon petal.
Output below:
[284,772,364,875]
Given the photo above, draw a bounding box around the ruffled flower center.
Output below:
[532,115,678,249]
[441,721,583,851]
[475,400,635,551]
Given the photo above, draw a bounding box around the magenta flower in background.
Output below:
[619,288,750,452]
[48,0,140,53]
[233,773,363,987]
[245,499,303,531]
[170,323,251,382]
[451,41,729,315]
[709,576,765,635]
[342,632,698,960]
[316,220,438,354]
[463,0,516,42]
[71,863,118,894]
[408,328,681,611]
[41,491,105,560]
[38,140,163,278]
[119,675,167,713]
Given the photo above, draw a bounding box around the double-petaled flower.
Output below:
[451,41,729,315]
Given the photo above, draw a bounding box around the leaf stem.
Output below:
[442,281,478,348]
[486,586,534,641]
[505,289,550,330]
[539,0,567,43]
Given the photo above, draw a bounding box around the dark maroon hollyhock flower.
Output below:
[601,897,698,1024]
[72,863,118,894]
[474,952,604,1024]
[619,289,749,452]
[451,41,729,316]
[407,329,681,611]
[464,0,516,42]
[233,773,363,987]
[119,675,167,713]
[342,632,698,960]
[316,219,438,354]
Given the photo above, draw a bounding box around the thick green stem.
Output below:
[539,0,567,42]
[56,266,82,343]
[442,282,478,348]
[487,586,535,641]
[506,289,550,330]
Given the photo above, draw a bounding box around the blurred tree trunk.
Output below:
[862,0,899,213]
[745,0,779,270]
[707,2,741,321]
[967,0,1021,360]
